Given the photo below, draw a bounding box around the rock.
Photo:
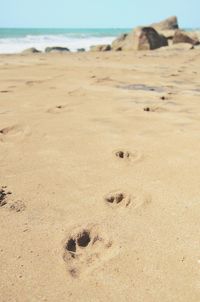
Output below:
[90,44,111,52]
[112,27,168,51]
[22,47,41,54]
[157,30,176,40]
[45,46,70,53]
[112,34,128,51]
[159,43,195,51]
[77,48,85,52]
[173,30,200,45]
[151,16,179,31]
[147,16,179,43]
[112,16,178,51]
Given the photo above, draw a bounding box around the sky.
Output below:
[1,0,200,28]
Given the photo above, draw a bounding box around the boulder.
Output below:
[22,47,41,54]
[45,46,70,53]
[158,43,195,51]
[112,33,128,51]
[173,30,200,45]
[77,48,85,52]
[112,27,168,51]
[156,30,176,40]
[151,16,179,31]
[90,44,111,52]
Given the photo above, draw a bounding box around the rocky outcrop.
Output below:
[112,27,168,51]
[173,30,200,45]
[22,47,41,54]
[151,16,179,31]
[45,46,70,53]
[112,34,128,51]
[90,44,111,52]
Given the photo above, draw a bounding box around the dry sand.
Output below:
[0,47,200,301]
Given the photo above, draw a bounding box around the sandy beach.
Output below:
[0,48,200,301]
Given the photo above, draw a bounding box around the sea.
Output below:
[0,28,131,54]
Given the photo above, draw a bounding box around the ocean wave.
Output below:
[0,34,117,53]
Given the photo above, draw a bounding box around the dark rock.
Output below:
[90,44,111,52]
[77,48,85,52]
[45,46,70,53]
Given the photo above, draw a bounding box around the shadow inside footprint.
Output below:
[114,149,141,162]
[77,231,91,247]
[66,238,76,254]
[0,186,12,207]
[106,192,124,204]
[115,150,130,159]
[0,126,16,135]
[65,230,91,258]
[105,191,131,207]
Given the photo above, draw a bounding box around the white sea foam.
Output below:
[0,34,116,53]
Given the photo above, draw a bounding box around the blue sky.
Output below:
[1,0,200,28]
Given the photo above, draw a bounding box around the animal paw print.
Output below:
[0,125,30,142]
[63,225,112,277]
[115,150,130,159]
[47,105,67,114]
[104,191,131,207]
[114,149,141,162]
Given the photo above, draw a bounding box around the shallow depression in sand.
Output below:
[63,225,113,277]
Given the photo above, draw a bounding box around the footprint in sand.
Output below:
[0,186,26,212]
[114,149,141,162]
[143,105,166,112]
[10,200,26,213]
[0,125,31,142]
[104,191,131,207]
[160,95,168,100]
[105,190,152,210]
[47,105,68,114]
[0,90,11,93]
[68,88,86,97]
[115,150,130,159]
[26,80,44,86]
[63,224,113,278]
